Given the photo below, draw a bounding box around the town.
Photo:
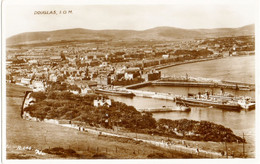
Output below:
[6,35,255,94]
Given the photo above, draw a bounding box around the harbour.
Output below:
[5,3,257,159]
[108,55,256,145]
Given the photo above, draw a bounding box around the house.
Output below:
[94,98,112,107]
[28,59,38,65]
[70,90,79,95]
[222,51,229,57]
[143,70,161,81]
[162,54,169,59]
[124,72,134,80]
[50,56,62,61]
[96,75,111,86]
[32,80,45,92]
[21,77,31,86]
[125,67,141,79]
[49,74,58,82]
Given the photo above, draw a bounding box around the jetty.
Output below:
[126,80,254,91]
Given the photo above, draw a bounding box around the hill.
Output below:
[6,24,254,45]
[6,83,196,159]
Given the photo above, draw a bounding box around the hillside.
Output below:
[6,24,254,45]
[6,83,197,159]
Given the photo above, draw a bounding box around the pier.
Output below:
[152,81,253,90]
[125,82,152,89]
[125,80,254,91]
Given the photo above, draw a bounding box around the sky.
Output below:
[3,0,257,38]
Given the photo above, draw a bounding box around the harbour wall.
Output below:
[126,80,253,91]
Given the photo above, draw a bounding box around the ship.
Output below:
[176,96,242,111]
[176,92,256,111]
[94,88,135,97]
[139,104,191,113]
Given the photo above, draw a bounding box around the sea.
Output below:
[109,56,256,144]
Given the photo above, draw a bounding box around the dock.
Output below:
[126,80,254,91]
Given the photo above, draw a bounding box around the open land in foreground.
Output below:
[5,83,254,159]
[5,84,198,159]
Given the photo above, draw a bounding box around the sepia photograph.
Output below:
[2,0,259,162]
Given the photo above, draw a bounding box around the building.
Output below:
[94,98,111,107]
[222,51,230,57]
[143,70,161,81]
[20,77,31,86]
[162,54,169,59]
[96,75,111,86]
[32,80,45,92]
[49,74,58,82]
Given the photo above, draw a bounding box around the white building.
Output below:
[49,74,57,82]
[32,81,45,92]
[94,98,111,107]
[162,54,169,59]
[21,78,31,86]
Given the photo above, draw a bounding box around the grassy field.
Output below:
[5,83,198,159]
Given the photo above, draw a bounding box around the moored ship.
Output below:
[176,97,242,111]
[94,88,135,97]
[176,92,255,111]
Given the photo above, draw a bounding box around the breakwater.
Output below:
[125,82,152,89]
[126,80,253,91]
[152,81,253,90]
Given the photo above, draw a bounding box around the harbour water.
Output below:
[160,55,255,84]
[109,56,256,144]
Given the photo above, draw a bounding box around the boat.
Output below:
[177,90,256,111]
[94,88,135,97]
[139,104,191,113]
[176,96,242,111]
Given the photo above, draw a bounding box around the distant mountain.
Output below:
[6,24,254,45]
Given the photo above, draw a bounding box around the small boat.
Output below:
[94,88,135,97]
